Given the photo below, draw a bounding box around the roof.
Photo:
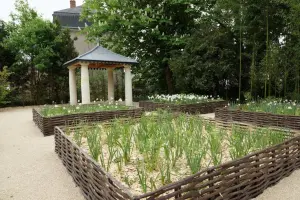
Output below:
[54,5,82,14]
[64,45,138,67]
[52,5,91,28]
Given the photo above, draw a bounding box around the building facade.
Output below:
[52,0,94,54]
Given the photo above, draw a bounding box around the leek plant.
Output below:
[207,124,225,165]
[137,161,148,193]
[87,128,101,162]
[73,128,83,146]
[228,125,252,160]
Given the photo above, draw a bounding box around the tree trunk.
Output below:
[165,64,174,94]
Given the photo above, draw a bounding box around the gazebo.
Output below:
[64,45,138,106]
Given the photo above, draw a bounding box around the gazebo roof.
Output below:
[64,45,138,67]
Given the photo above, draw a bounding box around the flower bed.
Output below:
[231,99,300,116]
[215,107,300,130]
[140,94,226,113]
[33,105,143,136]
[54,113,300,200]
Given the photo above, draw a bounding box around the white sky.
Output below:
[0,0,84,22]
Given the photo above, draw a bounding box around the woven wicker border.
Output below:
[215,108,300,130]
[139,100,227,114]
[33,108,144,136]
[55,121,300,200]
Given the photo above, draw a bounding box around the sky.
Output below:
[0,0,84,22]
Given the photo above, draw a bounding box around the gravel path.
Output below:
[254,169,300,200]
[0,107,84,200]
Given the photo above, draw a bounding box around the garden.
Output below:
[54,110,299,199]
[33,102,143,136]
[216,99,300,130]
[139,94,227,114]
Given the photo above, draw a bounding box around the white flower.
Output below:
[93,100,96,103]
[76,107,80,110]
[63,107,66,110]
[78,100,80,103]
[68,110,71,113]
[288,106,292,109]
[96,98,99,101]
[118,98,122,102]
[54,105,59,108]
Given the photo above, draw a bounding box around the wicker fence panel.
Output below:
[139,101,227,114]
[55,127,134,200]
[33,108,144,136]
[55,123,300,200]
[215,108,300,130]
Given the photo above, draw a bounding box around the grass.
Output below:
[147,94,222,104]
[40,102,129,117]
[230,99,300,116]
[67,111,289,195]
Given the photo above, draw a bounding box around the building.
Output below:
[52,0,94,54]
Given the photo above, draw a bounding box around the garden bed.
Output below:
[54,113,300,200]
[139,101,227,114]
[139,94,227,114]
[215,107,300,130]
[33,106,143,136]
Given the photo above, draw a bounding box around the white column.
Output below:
[69,67,77,105]
[107,68,114,101]
[81,63,91,104]
[124,65,133,106]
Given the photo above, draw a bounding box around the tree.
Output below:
[0,21,15,71]
[3,0,77,104]
[81,0,209,94]
[0,67,12,104]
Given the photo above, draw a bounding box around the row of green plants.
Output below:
[40,101,129,117]
[66,112,288,194]
[230,99,300,116]
[147,94,222,105]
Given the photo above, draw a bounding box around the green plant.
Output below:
[0,67,12,104]
[207,124,224,166]
[228,125,252,160]
[158,161,172,185]
[87,127,101,162]
[136,161,148,193]
[123,175,134,188]
[40,103,129,117]
[73,128,83,146]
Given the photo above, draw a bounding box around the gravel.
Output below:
[0,107,84,200]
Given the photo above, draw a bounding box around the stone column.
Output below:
[124,65,133,106]
[69,67,77,105]
[81,63,91,104]
[107,68,114,101]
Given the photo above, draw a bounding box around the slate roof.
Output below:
[52,5,91,29]
[64,45,138,67]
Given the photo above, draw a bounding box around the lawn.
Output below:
[65,111,288,195]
